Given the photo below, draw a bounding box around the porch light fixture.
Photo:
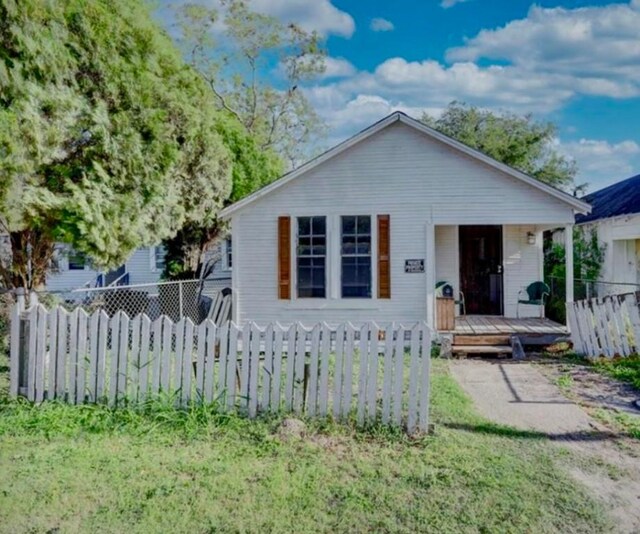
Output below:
[526,231,536,245]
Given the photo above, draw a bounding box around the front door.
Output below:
[459,225,503,315]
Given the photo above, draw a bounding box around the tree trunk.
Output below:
[0,230,54,291]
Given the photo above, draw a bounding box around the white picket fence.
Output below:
[567,292,640,358]
[10,304,433,434]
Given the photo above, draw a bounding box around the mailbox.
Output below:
[435,281,454,298]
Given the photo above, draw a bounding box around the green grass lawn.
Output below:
[0,353,610,533]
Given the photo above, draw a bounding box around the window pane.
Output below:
[357,216,371,234]
[298,217,311,236]
[68,250,86,270]
[226,237,232,268]
[155,246,167,270]
[342,216,356,235]
[312,216,325,235]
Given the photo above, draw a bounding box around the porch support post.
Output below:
[564,223,574,325]
[426,221,436,330]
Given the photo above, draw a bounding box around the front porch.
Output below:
[426,222,576,331]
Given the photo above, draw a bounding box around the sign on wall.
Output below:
[404,259,425,273]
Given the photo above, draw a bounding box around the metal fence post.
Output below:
[10,288,28,397]
[17,309,30,397]
[179,281,184,318]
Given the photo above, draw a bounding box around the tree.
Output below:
[0,0,232,290]
[162,114,283,278]
[421,102,577,189]
[176,0,327,168]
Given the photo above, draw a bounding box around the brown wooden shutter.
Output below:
[278,216,291,299]
[378,215,391,299]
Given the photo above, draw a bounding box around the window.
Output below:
[341,215,372,298]
[297,216,326,298]
[225,237,232,269]
[153,246,167,271]
[68,249,86,270]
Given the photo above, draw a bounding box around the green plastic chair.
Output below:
[517,281,550,318]
[435,281,466,316]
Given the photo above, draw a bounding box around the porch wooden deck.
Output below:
[441,316,568,356]
[450,316,567,336]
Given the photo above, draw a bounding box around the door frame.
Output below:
[458,224,504,316]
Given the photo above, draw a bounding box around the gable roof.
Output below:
[576,173,640,224]
[219,111,591,219]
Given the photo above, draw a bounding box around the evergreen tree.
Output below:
[0,0,232,289]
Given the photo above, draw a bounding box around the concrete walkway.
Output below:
[450,359,595,437]
[451,359,640,533]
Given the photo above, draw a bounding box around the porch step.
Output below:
[453,345,513,355]
[453,335,511,346]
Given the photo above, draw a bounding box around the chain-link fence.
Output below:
[30,279,231,323]
[546,276,640,323]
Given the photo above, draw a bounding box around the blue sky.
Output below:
[160,0,640,192]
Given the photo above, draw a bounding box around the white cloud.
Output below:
[370,17,394,32]
[440,0,471,8]
[159,0,355,38]
[298,1,640,155]
[560,138,640,190]
[250,0,355,37]
[321,57,357,79]
[447,3,640,97]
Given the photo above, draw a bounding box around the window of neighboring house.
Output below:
[341,215,372,298]
[225,237,232,269]
[68,249,86,270]
[153,245,167,272]
[297,216,326,298]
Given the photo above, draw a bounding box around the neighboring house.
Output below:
[575,174,640,294]
[45,237,233,292]
[219,112,589,330]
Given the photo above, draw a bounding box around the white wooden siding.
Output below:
[231,122,575,325]
[503,225,544,317]
[579,214,640,295]
[435,225,460,301]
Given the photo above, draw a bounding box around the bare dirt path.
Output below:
[450,359,640,533]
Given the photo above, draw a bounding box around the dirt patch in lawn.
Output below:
[536,357,640,419]
[452,358,640,533]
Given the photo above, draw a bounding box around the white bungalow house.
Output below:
[219,112,590,336]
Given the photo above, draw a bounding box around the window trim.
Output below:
[150,245,167,273]
[67,249,87,271]
[223,237,233,271]
[295,215,327,299]
[340,215,373,299]
[288,212,379,303]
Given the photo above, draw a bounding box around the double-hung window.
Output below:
[153,246,167,272]
[297,216,326,298]
[225,237,233,269]
[341,215,372,298]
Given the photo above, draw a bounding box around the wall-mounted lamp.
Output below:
[526,231,536,245]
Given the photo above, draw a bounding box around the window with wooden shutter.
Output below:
[278,216,291,299]
[378,215,390,298]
